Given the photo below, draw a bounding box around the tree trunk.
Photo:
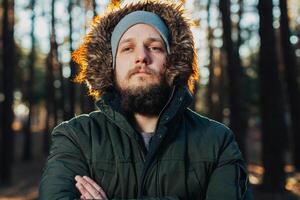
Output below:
[79,0,96,114]
[0,0,15,185]
[279,0,300,171]
[237,0,243,48]
[44,54,51,154]
[92,0,97,17]
[44,0,58,154]
[219,0,247,154]
[206,0,224,122]
[207,0,213,117]
[67,0,76,119]
[50,0,58,125]
[58,61,66,120]
[52,3,64,121]
[23,0,36,161]
[258,0,287,192]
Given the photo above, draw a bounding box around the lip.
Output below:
[132,71,151,76]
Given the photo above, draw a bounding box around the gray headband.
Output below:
[111,11,171,69]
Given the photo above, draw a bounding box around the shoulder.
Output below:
[52,110,107,139]
[184,108,233,140]
[49,111,108,158]
[184,109,241,161]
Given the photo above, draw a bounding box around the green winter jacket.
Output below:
[39,86,253,199]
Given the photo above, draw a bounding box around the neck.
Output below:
[133,113,158,133]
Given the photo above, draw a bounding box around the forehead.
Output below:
[119,23,163,42]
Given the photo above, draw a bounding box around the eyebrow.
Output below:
[119,37,164,45]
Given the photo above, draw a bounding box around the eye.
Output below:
[149,46,164,52]
[121,47,133,52]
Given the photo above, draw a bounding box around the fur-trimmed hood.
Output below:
[73,0,199,99]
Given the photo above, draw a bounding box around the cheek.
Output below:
[116,53,133,66]
[152,62,166,76]
[115,68,125,83]
[154,55,167,69]
[116,58,132,75]
[116,56,129,74]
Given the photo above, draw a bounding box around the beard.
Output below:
[115,74,172,116]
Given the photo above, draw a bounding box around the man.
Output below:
[39,1,252,199]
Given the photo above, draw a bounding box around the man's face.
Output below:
[115,23,167,92]
[114,23,171,116]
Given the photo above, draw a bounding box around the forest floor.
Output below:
[0,129,300,200]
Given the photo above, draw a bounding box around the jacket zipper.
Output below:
[137,86,177,197]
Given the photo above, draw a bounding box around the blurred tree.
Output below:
[56,4,66,121]
[44,0,58,154]
[279,0,300,171]
[258,0,287,192]
[219,0,247,155]
[92,0,97,17]
[79,0,96,114]
[44,54,54,154]
[0,0,15,185]
[23,0,36,161]
[0,3,3,185]
[67,0,76,119]
[237,0,243,48]
[58,59,66,120]
[206,0,224,122]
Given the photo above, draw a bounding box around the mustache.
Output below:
[128,66,157,77]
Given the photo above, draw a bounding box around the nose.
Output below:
[135,46,150,64]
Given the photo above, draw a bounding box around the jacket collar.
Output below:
[95,85,193,138]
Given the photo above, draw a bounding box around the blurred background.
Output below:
[0,0,300,199]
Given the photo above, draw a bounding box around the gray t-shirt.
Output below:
[140,132,154,151]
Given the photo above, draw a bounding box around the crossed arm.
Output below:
[74,176,181,200]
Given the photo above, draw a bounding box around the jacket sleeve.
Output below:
[39,123,89,199]
[205,129,253,200]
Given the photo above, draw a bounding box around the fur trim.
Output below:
[73,0,199,99]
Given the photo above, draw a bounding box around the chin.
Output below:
[123,82,158,93]
[133,80,160,88]
[117,76,163,92]
[134,76,160,84]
